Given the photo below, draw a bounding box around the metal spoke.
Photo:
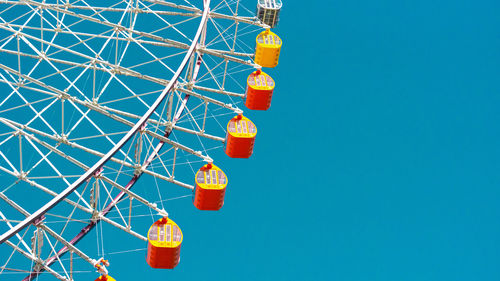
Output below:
[0,0,278,279]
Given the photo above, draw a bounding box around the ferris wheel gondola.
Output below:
[0,0,284,279]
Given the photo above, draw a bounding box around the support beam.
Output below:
[4,240,69,281]
[0,0,211,243]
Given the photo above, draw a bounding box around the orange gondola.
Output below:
[245,69,275,110]
[225,114,257,158]
[193,163,228,210]
[146,217,183,269]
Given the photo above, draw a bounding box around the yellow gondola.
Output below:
[94,276,115,281]
[255,29,282,68]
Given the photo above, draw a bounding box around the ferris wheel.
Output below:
[0,0,283,280]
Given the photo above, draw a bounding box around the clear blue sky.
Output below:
[4,0,500,280]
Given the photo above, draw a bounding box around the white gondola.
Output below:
[256,0,283,28]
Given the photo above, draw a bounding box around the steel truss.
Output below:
[0,0,267,279]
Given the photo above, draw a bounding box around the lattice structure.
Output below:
[0,0,280,280]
